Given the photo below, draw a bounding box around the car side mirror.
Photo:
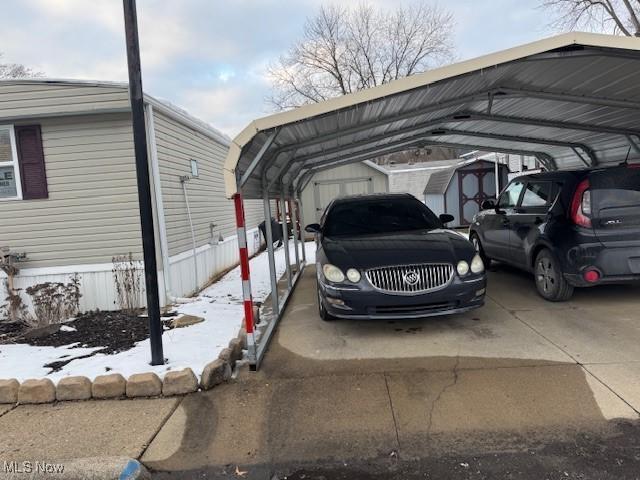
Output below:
[481,199,496,210]
[439,214,454,225]
[305,223,321,234]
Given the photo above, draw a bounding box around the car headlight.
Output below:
[471,254,484,274]
[323,264,345,283]
[456,260,470,276]
[346,268,361,283]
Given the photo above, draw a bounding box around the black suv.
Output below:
[469,165,640,301]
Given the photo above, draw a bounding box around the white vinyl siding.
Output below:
[0,113,143,268]
[152,110,263,257]
[0,83,130,121]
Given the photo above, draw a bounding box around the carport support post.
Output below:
[262,191,279,315]
[123,0,163,366]
[288,199,300,270]
[280,192,293,289]
[233,192,257,363]
[495,157,500,196]
[298,196,307,263]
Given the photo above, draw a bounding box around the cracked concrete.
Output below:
[426,355,460,435]
[143,265,639,473]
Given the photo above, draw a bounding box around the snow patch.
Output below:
[0,242,316,383]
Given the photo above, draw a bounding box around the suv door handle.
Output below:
[501,219,510,226]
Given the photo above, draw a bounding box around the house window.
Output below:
[0,125,22,200]
[190,159,199,177]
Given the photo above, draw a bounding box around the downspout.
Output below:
[145,103,193,303]
[180,175,199,294]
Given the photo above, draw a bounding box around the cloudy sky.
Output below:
[1,0,553,137]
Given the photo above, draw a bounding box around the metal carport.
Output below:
[224,32,640,369]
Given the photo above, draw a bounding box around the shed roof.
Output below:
[385,159,460,198]
[424,167,459,195]
[423,159,508,195]
[224,32,640,200]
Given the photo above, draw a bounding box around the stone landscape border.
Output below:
[0,328,247,405]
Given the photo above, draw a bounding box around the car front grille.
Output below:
[365,263,454,294]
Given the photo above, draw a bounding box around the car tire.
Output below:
[470,232,492,269]
[534,249,574,301]
[317,285,335,321]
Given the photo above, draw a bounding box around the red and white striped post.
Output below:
[233,192,256,362]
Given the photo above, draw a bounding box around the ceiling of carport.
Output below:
[224,32,640,200]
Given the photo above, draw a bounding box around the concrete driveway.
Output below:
[144,263,640,478]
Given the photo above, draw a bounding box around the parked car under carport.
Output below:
[306,193,486,320]
[470,164,640,301]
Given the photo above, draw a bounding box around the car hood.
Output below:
[322,229,475,270]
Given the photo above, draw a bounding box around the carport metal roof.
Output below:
[224,32,640,200]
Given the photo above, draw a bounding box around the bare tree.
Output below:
[267,2,454,110]
[542,0,640,36]
[0,53,42,79]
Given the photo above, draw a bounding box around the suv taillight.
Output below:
[570,179,592,228]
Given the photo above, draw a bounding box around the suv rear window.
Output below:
[590,166,640,209]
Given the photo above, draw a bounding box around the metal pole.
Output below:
[233,193,257,363]
[298,196,307,263]
[280,192,293,289]
[122,0,163,365]
[288,199,300,270]
[262,192,279,315]
[494,155,500,198]
[180,176,199,292]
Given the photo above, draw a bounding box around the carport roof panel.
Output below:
[225,32,640,199]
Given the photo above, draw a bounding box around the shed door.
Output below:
[458,168,497,226]
[313,177,373,222]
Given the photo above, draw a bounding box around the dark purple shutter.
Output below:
[15,125,48,200]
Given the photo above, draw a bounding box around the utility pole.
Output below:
[122,0,164,365]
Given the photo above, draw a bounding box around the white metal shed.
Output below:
[300,160,389,225]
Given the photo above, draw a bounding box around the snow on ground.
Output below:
[0,242,316,383]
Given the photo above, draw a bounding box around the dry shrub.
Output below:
[0,247,28,324]
[1,279,28,324]
[25,274,82,328]
[112,253,143,313]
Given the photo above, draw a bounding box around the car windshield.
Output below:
[324,197,441,236]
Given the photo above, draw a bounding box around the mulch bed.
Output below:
[28,310,176,353]
[0,321,25,343]
[0,310,177,372]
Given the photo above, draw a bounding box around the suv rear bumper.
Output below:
[565,244,640,286]
[564,272,640,287]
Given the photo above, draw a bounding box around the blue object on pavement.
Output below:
[119,459,142,480]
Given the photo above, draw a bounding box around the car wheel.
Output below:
[470,232,492,269]
[534,249,574,301]
[317,286,335,321]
